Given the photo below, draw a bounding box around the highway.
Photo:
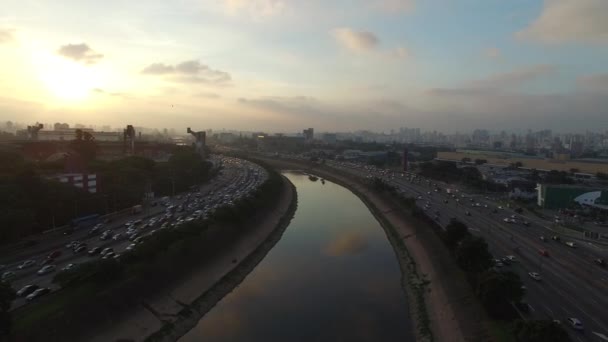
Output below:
[323,160,608,342]
[3,156,268,311]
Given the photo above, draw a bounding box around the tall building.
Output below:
[303,128,314,142]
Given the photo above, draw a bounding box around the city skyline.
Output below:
[1,0,608,132]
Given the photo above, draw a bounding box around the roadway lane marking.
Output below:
[593,332,608,341]
[528,303,535,312]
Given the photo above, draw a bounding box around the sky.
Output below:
[1,0,608,133]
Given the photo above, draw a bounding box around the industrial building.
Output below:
[537,184,608,209]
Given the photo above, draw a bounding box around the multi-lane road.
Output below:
[2,156,268,311]
[323,160,608,342]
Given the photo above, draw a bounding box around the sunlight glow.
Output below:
[34,53,103,102]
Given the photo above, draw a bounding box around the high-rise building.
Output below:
[303,128,314,142]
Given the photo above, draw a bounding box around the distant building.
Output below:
[322,133,337,144]
[37,128,122,142]
[303,128,314,142]
[537,184,608,209]
[47,173,98,193]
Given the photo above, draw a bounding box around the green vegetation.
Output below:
[0,146,211,244]
[455,236,494,274]
[443,219,469,251]
[12,162,284,342]
[418,161,506,192]
[0,281,16,339]
[512,320,571,342]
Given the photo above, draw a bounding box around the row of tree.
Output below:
[0,147,212,244]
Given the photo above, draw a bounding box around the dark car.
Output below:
[514,302,530,313]
[595,259,606,267]
[47,250,62,259]
[17,284,39,297]
[74,245,87,253]
[39,258,54,266]
[88,247,102,256]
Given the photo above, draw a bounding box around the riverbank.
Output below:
[84,174,297,342]
[258,157,492,342]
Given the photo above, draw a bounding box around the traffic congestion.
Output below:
[1,156,267,310]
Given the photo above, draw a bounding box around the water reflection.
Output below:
[180,172,413,342]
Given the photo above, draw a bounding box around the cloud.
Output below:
[331,28,379,52]
[389,46,409,59]
[484,47,501,59]
[324,233,368,256]
[516,0,608,44]
[0,28,15,44]
[194,92,221,99]
[223,0,285,19]
[57,43,103,64]
[141,60,232,85]
[372,0,415,13]
[577,73,608,92]
[92,88,132,99]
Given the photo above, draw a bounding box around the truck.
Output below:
[131,205,143,215]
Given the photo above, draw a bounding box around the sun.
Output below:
[35,55,101,102]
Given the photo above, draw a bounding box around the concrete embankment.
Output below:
[258,157,492,342]
[87,175,297,342]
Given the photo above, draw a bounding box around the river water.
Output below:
[180,172,414,342]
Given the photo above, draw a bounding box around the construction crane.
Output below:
[187,127,206,159]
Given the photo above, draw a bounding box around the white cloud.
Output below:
[516,0,608,44]
[0,28,15,44]
[331,28,379,52]
[223,0,286,19]
[141,60,231,85]
[484,47,501,59]
[372,0,415,14]
[57,43,104,64]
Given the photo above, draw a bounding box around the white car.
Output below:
[112,233,122,241]
[37,265,56,275]
[567,318,583,330]
[565,242,576,248]
[18,260,36,269]
[506,255,517,262]
[61,263,77,271]
[100,247,113,256]
[125,243,137,251]
[528,272,542,281]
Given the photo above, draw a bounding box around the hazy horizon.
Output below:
[1,0,607,132]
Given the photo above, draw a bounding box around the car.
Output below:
[48,250,61,260]
[494,259,504,267]
[26,288,50,301]
[506,255,517,262]
[552,235,561,241]
[18,260,36,269]
[72,242,87,251]
[17,284,39,297]
[125,244,137,251]
[100,247,113,256]
[102,252,115,260]
[503,218,511,223]
[566,241,576,248]
[65,241,80,249]
[1,271,16,281]
[522,221,530,226]
[37,265,56,275]
[40,258,54,266]
[465,211,471,216]
[540,236,547,242]
[61,263,77,271]
[112,233,122,241]
[100,232,111,240]
[528,272,542,281]
[514,301,530,313]
[88,247,102,256]
[539,249,549,257]
[567,318,584,331]
[594,258,605,267]
[501,257,511,265]
[74,245,87,253]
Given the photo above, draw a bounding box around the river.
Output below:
[179,171,414,341]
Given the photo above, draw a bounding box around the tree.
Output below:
[512,320,571,342]
[0,281,16,338]
[455,236,493,274]
[444,219,470,251]
[478,270,524,318]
